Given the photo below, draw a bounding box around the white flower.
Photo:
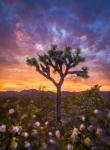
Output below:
[71,131,78,142]
[81,115,86,121]
[11,126,22,133]
[107,111,110,120]
[31,129,38,136]
[88,125,95,132]
[79,123,86,131]
[73,128,79,133]
[55,130,60,139]
[0,124,6,132]
[83,137,92,147]
[49,139,55,144]
[35,121,40,127]
[96,128,103,136]
[48,132,53,136]
[67,144,74,150]
[45,121,49,126]
[71,128,79,143]
[93,109,99,115]
[22,132,29,138]
[8,108,15,115]
[71,131,78,138]
[24,141,31,148]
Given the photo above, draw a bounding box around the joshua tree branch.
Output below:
[36,66,57,86]
[68,69,88,78]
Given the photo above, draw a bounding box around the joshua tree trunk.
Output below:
[56,85,61,122]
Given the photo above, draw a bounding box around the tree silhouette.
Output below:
[26,45,88,122]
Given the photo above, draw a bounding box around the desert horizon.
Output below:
[0,87,110,93]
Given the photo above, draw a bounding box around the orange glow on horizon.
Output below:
[0,64,109,92]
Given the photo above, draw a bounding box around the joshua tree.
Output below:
[26,45,88,122]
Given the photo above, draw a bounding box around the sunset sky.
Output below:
[0,0,110,92]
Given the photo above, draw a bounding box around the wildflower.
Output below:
[73,128,79,133]
[93,109,99,115]
[45,121,49,126]
[83,137,92,147]
[0,124,6,132]
[79,123,86,131]
[31,129,38,136]
[71,128,79,143]
[88,125,95,132]
[32,114,36,118]
[107,111,110,120]
[8,108,15,115]
[22,132,29,138]
[81,115,86,121]
[55,130,61,139]
[67,144,74,150]
[96,128,103,136]
[10,138,18,149]
[35,121,40,127]
[40,126,44,130]
[49,139,56,144]
[24,141,31,148]
[71,132,78,143]
[48,132,53,136]
[11,125,22,133]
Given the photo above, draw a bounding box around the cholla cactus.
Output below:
[27,45,88,122]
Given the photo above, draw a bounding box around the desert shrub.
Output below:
[63,85,105,118]
[78,85,105,114]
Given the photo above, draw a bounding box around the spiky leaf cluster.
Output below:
[27,45,88,86]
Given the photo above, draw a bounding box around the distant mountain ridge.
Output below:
[0,89,46,97]
[0,89,110,98]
